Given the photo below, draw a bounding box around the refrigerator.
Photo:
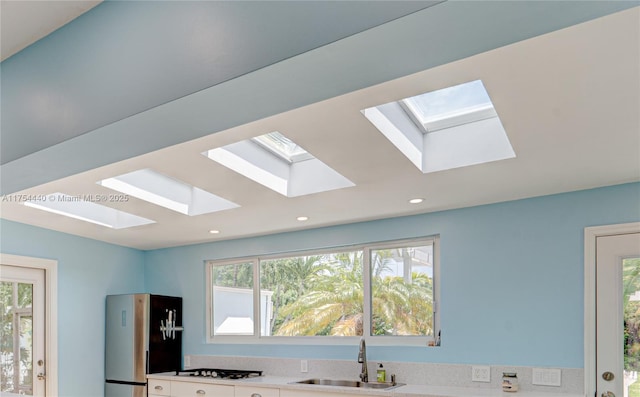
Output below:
[105,294,183,397]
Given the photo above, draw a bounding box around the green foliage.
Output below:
[624,258,640,372]
[264,248,433,337]
[212,246,434,338]
[1,281,33,393]
[212,262,253,288]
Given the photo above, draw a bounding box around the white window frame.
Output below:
[205,236,439,346]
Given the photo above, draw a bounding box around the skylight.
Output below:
[401,80,497,132]
[252,131,313,163]
[204,132,354,197]
[98,169,239,216]
[362,79,515,173]
[24,193,155,229]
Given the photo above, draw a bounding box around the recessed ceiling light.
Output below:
[209,230,220,234]
[297,216,309,221]
[409,198,424,204]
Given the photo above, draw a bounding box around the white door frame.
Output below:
[1,253,58,397]
[584,222,640,397]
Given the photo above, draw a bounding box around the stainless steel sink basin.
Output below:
[293,378,404,390]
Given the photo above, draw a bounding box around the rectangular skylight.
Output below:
[401,80,497,132]
[252,131,313,163]
[24,193,155,229]
[204,131,354,197]
[362,79,515,174]
[98,169,239,216]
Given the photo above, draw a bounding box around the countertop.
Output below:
[147,373,584,397]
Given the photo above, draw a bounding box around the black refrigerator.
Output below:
[105,294,183,397]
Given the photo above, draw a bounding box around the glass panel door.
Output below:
[597,233,640,397]
[0,265,45,396]
[624,257,640,396]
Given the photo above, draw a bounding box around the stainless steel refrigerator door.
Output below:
[105,294,149,383]
[105,381,146,397]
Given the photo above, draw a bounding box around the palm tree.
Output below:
[372,272,433,336]
[261,255,325,334]
[275,252,364,336]
[274,250,434,336]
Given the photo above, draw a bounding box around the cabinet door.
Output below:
[234,385,280,397]
[148,379,171,396]
[171,381,234,397]
[280,389,370,397]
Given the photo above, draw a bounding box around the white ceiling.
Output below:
[1,6,638,250]
[0,0,102,61]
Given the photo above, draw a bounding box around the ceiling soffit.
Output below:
[1,2,635,195]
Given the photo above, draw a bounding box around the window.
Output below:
[23,193,155,229]
[210,261,255,336]
[206,237,438,344]
[203,131,354,198]
[252,131,314,163]
[260,250,363,337]
[361,79,515,174]
[98,168,239,216]
[400,79,496,133]
[370,242,434,337]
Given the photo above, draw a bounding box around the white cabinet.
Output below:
[280,389,373,397]
[171,380,234,397]
[234,385,280,397]
[148,378,378,397]
[148,379,171,397]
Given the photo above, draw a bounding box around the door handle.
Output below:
[602,392,615,397]
[36,359,45,380]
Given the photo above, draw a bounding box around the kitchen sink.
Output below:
[293,378,404,390]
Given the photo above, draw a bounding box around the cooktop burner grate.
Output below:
[176,368,263,379]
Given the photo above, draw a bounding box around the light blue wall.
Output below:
[0,183,637,397]
[144,183,640,368]
[0,219,145,397]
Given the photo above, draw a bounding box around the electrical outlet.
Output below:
[532,368,561,386]
[471,366,490,382]
[300,360,308,373]
[184,355,191,368]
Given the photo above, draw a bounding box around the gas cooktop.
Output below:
[175,368,263,379]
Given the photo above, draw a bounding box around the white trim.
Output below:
[0,253,58,397]
[205,237,438,346]
[584,222,640,397]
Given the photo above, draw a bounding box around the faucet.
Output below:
[357,337,368,382]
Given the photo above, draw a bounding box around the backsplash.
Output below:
[185,355,583,394]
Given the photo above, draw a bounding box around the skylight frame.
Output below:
[98,169,240,216]
[252,131,314,163]
[400,79,498,133]
[99,177,189,214]
[361,79,516,174]
[401,99,497,133]
[23,193,155,229]
[204,132,354,198]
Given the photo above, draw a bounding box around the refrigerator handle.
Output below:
[159,309,184,340]
[146,350,149,374]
